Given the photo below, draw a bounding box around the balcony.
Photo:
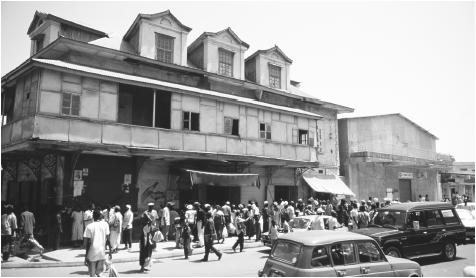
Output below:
[2,115,317,166]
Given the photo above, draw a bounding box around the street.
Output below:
[2,243,474,277]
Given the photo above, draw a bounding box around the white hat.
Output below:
[264,201,268,204]
[204,203,211,208]
[186,204,193,210]
[147,202,155,206]
[126,204,131,209]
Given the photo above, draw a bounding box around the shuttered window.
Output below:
[156,33,174,63]
[259,123,271,140]
[224,117,239,136]
[269,64,281,89]
[298,129,308,145]
[218,49,234,77]
[62,93,80,116]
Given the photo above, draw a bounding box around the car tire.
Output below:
[441,242,456,261]
[384,246,402,258]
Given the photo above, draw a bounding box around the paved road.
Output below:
[2,243,474,276]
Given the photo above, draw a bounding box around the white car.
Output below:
[456,202,475,218]
[456,208,475,241]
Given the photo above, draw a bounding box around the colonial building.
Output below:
[338,114,452,202]
[441,162,475,202]
[1,10,353,222]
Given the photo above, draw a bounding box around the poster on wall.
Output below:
[124,174,132,185]
[82,168,89,177]
[74,170,83,181]
[73,180,84,196]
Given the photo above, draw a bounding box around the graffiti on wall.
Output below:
[140,181,165,209]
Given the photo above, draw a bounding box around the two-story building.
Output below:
[338,114,453,202]
[1,10,353,222]
[441,162,475,202]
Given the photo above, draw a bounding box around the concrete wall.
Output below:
[137,16,189,66]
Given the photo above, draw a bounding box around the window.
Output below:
[407,211,427,228]
[298,129,308,145]
[62,93,80,116]
[424,210,444,227]
[224,117,239,136]
[311,246,331,267]
[271,240,301,265]
[156,33,174,63]
[440,209,459,225]
[218,49,234,77]
[331,243,356,266]
[259,123,271,140]
[35,38,44,53]
[183,112,200,131]
[357,241,384,263]
[269,64,281,89]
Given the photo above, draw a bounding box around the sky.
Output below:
[1,1,474,162]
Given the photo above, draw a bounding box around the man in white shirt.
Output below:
[122,204,133,251]
[84,210,112,277]
[311,208,326,230]
[162,202,171,241]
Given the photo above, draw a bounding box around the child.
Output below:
[269,220,278,246]
[181,218,192,259]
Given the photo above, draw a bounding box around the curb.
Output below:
[1,241,264,269]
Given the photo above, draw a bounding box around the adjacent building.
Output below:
[441,162,475,202]
[338,114,452,202]
[1,10,353,223]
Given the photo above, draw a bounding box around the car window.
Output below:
[357,241,384,263]
[373,210,405,229]
[440,209,459,225]
[291,218,311,229]
[425,210,444,227]
[407,211,427,228]
[271,240,301,265]
[311,246,331,267]
[331,243,356,266]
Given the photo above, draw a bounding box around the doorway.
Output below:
[274,186,297,202]
[206,186,240,205]
[399,179,412,202]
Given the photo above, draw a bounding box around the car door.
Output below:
[423,209,447,254]
[305,245,339,276]
[330,242,361,276]
[356,240,395,277]
[402,211,430,256]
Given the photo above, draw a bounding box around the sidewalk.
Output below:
[1,237,264,269]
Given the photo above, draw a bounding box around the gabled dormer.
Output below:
[245,45,292,91]
[123,10,191,66]
[187,28,249,79]
[27,11,108,56]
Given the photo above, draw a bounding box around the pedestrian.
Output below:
[245,204,255,240]
[109,206,122,253]
[83,204,94,230]
[54,206,64,250]
[201,212,222,262]
[195,203,205,248]
[232,213,245,252]
[425,194,430,202]
[269,220,278,246]
[262,201,270,233]
[223,201,232,227]
[369,204,378,224]
[1,205,17,262]
[252,202,261,242]
[174,215,182,249]
[83,210,112,277]
[71,205,84,247]
[20,205,35,237]
[287,201,295,221]
[139,214,156,272]
[311,208,326,230]
[213,205,225,244]
[270,202,281,228]
[357,205,370,228]
[181,217,192,259]
[328,211,340,230]
[122,204,133,251]
[161,202,171,241]
[143,202,159,229]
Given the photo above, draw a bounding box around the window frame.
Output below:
[224,117,239,136]
[155,33,174,63]
[330,241,358,266]
[259,122,272,140]
[356,240,386,264]
[61,92,80,116]
[218,48,234,77]
[298,129,309,145]
[268,64,282,89]
[310,245,332,268]
[183,111,200,131]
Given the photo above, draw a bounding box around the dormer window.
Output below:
[269,64,281,89]
[218,48,234,77]
[156,33,174,63]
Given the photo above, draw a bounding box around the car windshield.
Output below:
[291,218,311,229]
[373,210,406,229]
[457,209,475,221]
[271,240,302,265]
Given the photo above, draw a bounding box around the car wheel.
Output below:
[385,246,401,258]
[441,242,456,261]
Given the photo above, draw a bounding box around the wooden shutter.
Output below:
[191,112,200,131]
[224,117,232,134]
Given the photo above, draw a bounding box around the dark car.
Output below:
[353,202,466,261]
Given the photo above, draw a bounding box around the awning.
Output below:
[186,169,260,188]
[303,172,354,196]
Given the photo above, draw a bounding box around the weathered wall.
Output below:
[137,159,170,211]
[12,70,40,121]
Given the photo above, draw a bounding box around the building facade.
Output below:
[1,10,353,222]
[338,114,452,202]
[441,162,475,202]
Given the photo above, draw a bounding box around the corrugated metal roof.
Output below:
[33,58,322,119]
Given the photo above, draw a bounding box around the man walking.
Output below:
[162,202,171,241]
[123,204,133,251]
[20,205,35,237]
[2,205,17,262]
[201,212,222,262]
[84,210,112,277]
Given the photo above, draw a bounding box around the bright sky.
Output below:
[1,1,474,162]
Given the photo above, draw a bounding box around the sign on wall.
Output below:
[398,172,413,179]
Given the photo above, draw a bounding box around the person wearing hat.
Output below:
[195,202,205,248]
[109,205,123,253]
[143,203,159,229]
[139,213,156,272]
[122,204,133,251]
[202,212,222,261]
[310,208,326,230]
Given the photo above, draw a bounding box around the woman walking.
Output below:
[71,205,84,248]
[139,214,156,272]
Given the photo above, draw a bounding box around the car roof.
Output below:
[379,202,455,211]
[456,203,475,207]
[278,230,372,246]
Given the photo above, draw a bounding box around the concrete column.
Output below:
[56,155,64,205]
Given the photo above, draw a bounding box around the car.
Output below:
[258,230,422,277]
[353,202,466,261]
[261,215,346,246]
[456,208,475,241]
[456,202,475,219]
